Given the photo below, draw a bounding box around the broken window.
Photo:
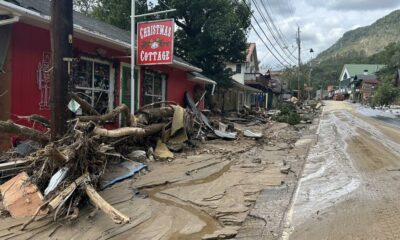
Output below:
[143,70,166,106]
[74,58,112,114]
[0,25,12,73]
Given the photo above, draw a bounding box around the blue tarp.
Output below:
[100,161,147,189]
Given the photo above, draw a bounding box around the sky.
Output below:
[248,0,400,71]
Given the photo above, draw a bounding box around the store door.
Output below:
[121,65,139,118]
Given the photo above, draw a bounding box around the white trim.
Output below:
[0,16,19,26]
[171,59,202,72]
[339,66,350,81]
[110,67,115,111]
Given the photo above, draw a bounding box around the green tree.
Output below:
[89,0,152,30]
[73,0,98,15]
[161,0,251,89]
[371,79,400,106]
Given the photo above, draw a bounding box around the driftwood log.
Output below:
[94,127,146,138]
[84,183,130,224]
[78,104,132,127]
[70,92,100,116]
[0,120,49,143]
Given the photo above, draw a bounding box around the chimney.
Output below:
[363,69,368,75]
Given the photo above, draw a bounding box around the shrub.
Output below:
[274,103,301,125]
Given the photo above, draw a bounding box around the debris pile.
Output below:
[272,100,323,125]
[0,92,218,229]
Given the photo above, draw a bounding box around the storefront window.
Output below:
[74,58,112,114]
[143,70,166,105]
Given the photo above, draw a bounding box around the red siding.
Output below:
[11,23,51,129]
[141,65,205,108]
[10,23,129,127]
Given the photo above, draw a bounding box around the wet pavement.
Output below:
[284,101,400,240]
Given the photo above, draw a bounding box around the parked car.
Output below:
[334,94,344,101]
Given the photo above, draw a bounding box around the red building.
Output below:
[0,0,215,150]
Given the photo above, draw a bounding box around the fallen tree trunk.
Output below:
[143,123,166,136]
[0,120,49,143]
[84,183,130,224]
[70,92,100,116]
[78,104,132,127]
[93,127,146,138]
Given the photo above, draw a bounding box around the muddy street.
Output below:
[0,119,320,240]
[284,101,400,240]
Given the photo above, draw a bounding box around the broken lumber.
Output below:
[78,104,132,127]
[48,174,89,211]
[70,92,100,116]
[84,183,130,224]
[0,120,49,143]
[94,127,146,138]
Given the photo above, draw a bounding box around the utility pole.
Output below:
[50,0,73,140]
[296,26,301,99]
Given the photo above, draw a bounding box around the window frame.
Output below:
[74,56,115,113]
[143,69,166,106]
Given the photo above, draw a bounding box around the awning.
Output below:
[232,80,263,93]
[188,72,216,85]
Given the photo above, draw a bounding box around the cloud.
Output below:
[262,0,296,16]
[305,0,400,11]
[248,0,400,68]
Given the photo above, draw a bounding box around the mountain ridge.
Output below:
[315,9,400,62]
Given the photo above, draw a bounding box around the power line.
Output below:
[252,0,297,63]
[235,0,288,67]
[237,0,293,67]
[263,0,291,47]
[259,0,298,60]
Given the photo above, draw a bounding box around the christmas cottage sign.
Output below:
[137,19,174,65]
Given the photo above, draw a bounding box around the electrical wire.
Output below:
[259,0,298,60]
[233,0,290,68]
[252,0,297,63]
[241,0,294,66]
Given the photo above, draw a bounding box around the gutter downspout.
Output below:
[0,16,19,26]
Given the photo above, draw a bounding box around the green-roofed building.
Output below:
[338,64,386,95]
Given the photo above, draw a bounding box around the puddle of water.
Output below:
[143,160,235,239]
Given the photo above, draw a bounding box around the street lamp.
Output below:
[308,48,314,100]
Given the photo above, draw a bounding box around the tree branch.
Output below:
[0,120,50,143]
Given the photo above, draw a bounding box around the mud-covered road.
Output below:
[284,101,400,240]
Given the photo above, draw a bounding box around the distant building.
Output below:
[222,43,265,112]
[338,64,385,98]
[351,74,379,103]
